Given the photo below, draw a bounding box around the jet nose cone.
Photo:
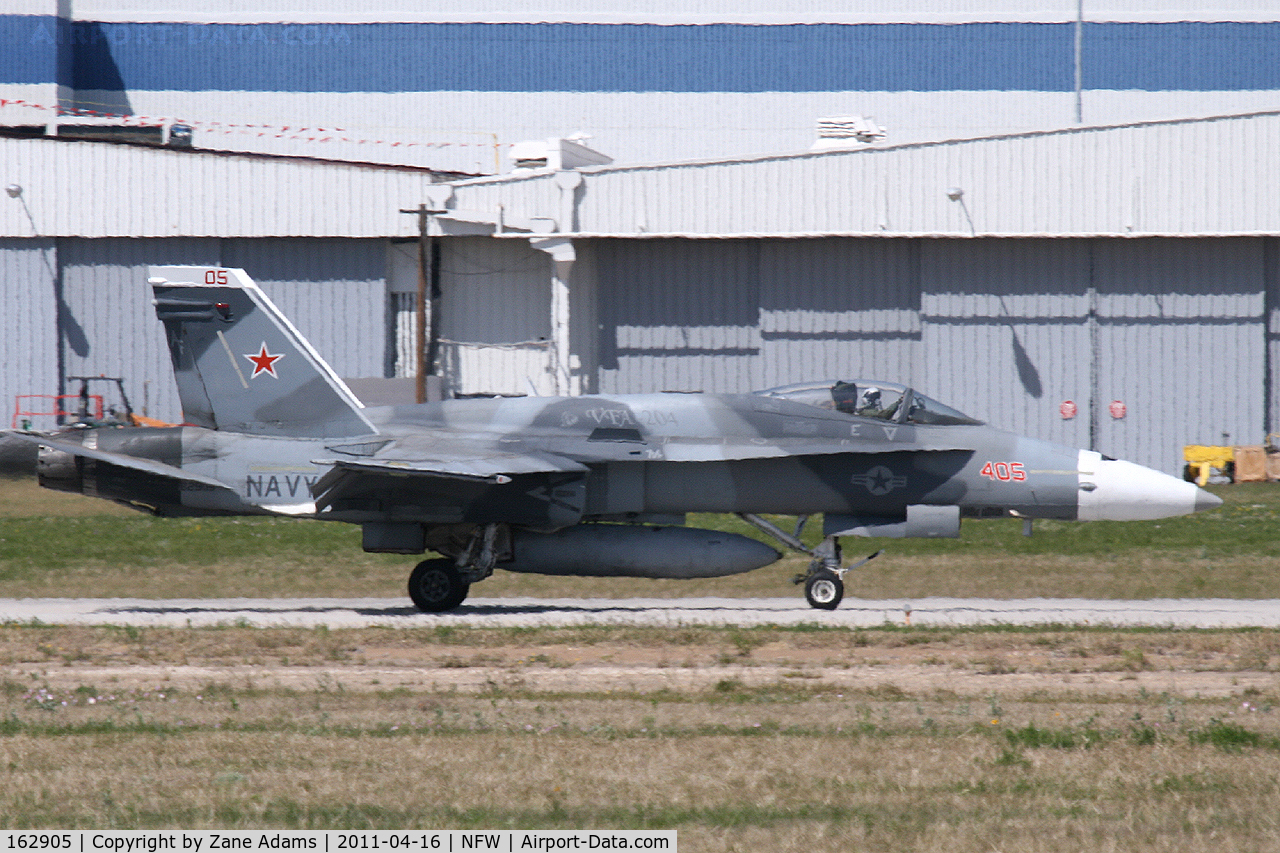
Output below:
[1195,489,1224,513]
[1077,450,1224,521]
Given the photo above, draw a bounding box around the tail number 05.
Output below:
[205,269,229,284]
[980,461,1026,482]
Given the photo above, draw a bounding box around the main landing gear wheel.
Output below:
[804,570,844,610]
[408,558,470,613]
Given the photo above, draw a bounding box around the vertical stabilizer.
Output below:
[150,266,376,437]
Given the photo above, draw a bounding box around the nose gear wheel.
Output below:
[804,570,844,610]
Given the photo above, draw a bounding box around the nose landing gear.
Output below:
[735,513,882,610]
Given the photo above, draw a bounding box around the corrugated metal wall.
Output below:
[451,112,1280,238]
[58,238,220,423]
[438,238,549,344]
[1092,238,1265,473]
[385,236,570,396]
[432,237,553,396]
[595,239,762,393]
[1268,239,1280,444]
[920,239,1092,450]
[0,137,437,240]
[6,231,1273,473]
[759,239,921,389]
[2,239,61,427]
[568,240,601,395]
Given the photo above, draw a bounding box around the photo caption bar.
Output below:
[0,832,675,853]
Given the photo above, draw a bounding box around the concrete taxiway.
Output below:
[1,597,1277,629]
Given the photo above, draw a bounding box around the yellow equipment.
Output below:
[1183,445,1233,487]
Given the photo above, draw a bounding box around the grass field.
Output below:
[1,623,1279,848]
[3,475,1280,847]
[0,475,1272,600]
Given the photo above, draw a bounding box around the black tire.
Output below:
[408,558,470,613]
[804,570,844,610]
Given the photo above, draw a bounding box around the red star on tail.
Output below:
[245,343,284,378]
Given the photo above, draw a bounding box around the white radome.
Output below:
[1077,449,1222,521]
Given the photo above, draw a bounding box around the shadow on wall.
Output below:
[68,21,134,117]
[1009,326,1043,399]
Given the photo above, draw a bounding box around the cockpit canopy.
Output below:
[755,380,984,426]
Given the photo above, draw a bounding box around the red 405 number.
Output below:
[980,461,1026,482]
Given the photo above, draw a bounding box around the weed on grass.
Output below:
[1188,718,1280,752]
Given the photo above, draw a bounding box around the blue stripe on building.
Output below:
[1084,22,1280,91]
[2,17,1279,93]
[0,16,63,85]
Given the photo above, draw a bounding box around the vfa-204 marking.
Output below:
[15,266,1222,614]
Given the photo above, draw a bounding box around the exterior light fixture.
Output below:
[946,187,964,201]
[5,184,22,198]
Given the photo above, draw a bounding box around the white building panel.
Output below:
[0,239,61,426]
[19,2,1280,170]
[445,112,1280,238]
[0,137,440,239]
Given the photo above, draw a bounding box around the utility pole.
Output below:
[400,203,441,403]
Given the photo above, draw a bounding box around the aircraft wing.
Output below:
[311,437,589,514]
[313,449,588,485]
[7,431,234,491]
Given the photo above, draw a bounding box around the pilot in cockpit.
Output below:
[858,386,880,413]
[856,386,902,420]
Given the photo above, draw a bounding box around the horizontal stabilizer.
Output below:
[310,445,589,523]
[9,432,232,491]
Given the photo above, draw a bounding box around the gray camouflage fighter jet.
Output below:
[14,267,1222,611]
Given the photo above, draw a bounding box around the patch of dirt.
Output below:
[8,638,1278,700]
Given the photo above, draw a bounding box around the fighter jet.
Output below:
[15,266,1222,611]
